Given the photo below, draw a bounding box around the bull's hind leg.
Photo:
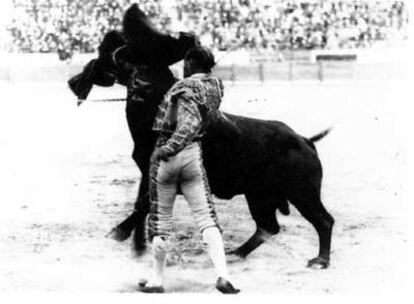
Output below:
[228,193,281,258]
[289,186,334,269]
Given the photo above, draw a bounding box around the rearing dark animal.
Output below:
[68,4,334,269]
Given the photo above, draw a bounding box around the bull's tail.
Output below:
[309,128,331,143]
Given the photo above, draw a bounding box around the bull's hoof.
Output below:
[226,253,244,264]
[225,248,247,259]
[307,257,329,269]
[106,226,131,242]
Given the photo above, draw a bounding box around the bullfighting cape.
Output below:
[68,3,198,100]
[121,3,198,67]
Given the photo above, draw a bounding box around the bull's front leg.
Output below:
[107,176,150,249]
[132,188,151,255]
[226,227,274,258]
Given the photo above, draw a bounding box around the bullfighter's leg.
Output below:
[289,186,334,269]
[227,194,281,258]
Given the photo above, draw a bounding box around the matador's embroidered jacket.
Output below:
[152,73,224,156]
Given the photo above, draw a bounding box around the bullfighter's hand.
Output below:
[151,147,170,162]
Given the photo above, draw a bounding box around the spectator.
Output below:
[7,0,409,59]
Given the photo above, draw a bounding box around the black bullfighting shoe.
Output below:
[138,279,165,293]
[215,277,240,294]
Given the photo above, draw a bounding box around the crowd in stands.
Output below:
[7,0,408,59]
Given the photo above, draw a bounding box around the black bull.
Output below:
[68,41,334,270]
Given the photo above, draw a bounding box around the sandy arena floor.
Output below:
[0,80,412,295]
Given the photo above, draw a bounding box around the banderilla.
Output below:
[77,97,127,106]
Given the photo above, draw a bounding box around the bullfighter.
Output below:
[139,46,240,294]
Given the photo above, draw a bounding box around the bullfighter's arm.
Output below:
[160,96,202,157]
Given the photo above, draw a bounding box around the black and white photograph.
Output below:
[0,0,412,298]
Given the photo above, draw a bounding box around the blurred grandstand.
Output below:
[4,0,409,60]
[0,0,409,83]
